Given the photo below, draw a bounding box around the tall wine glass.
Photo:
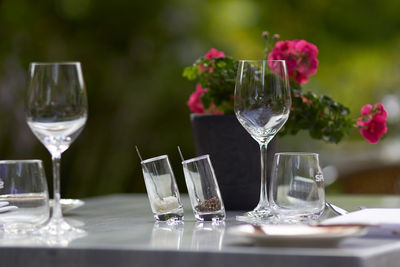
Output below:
[234,60,291,221]
[25,62,88,236]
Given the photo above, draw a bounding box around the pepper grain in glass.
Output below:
[182,155,225,222]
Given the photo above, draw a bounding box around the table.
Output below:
[1,194,400,267]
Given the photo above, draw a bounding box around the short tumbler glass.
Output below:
[0,160,50,233]
[182,155,225,222]
[269,153,325,222]
[141,155,184,222]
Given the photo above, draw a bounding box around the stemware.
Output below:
[234,60,291,221]
[25,62,88,236]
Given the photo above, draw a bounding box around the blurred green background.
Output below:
[1,0,400,197]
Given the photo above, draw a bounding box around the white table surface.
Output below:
[1,194,400,267]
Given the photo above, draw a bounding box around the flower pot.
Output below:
[190,114,276,211]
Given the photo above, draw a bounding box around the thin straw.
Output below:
[135,145,163,200]
[178,146,201,203]
[177,146,185,161]
[135,145,143,162]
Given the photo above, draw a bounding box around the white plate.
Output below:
[229,224,368,246]
[50,199,85,213]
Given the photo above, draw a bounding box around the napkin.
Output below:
[322,209,400,238]
[0,201,9,208]
[0,205,18,213]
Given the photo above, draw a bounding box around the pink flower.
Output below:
[204,48,225,59]
[187,84,206,113]
[360,104,373,116]
[301,96,312,105]
[294,93,312,105]
[207,103,224,115]
[199,48,226,73]
[187,84,225,114]
[356,103,388,144]
[268,40,319,84]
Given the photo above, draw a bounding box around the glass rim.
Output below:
[238,59,286,63]
[0,159,42,164]
[181,154,209,164]
[141,155,169,164]
[29,62,81,66]
[274,152,319,157]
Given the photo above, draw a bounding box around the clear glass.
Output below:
[234,60,291,221]
[0,160,49,234]
[182,155,225,222]
[141,155,184,222]
[269,152,325,223]
[25,62,88,236]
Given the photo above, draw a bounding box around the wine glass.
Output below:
[25,62,88,236]
[234,60,291,221]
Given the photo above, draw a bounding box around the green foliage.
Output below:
[182,66,200,81]
[183,56,238,114]
[279,89,354,144]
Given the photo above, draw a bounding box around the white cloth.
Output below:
[322,209,400,226]
[0,201,9,208]
[0,205,17,213]
[322,209,400,238]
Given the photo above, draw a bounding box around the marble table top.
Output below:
[1,194,400,267]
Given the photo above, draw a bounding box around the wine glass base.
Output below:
[236,208,273,223]
[37,217,86,237]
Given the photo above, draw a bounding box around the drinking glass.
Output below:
[269,153,325,222]
[0,160,49,234]
[182,155,225,222]
[25,62,88,236]
[234,60,291,221]
[141,155,184,222]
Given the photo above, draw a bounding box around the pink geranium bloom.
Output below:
[199,48,226,73]
[187,84,206,114]
[204,48,225,59]
[268,40,319,84]
[186,84,224,114]
[293,93,312,105]
[360,104,373,116]
[356,103,388,144]
[207,103,224,115]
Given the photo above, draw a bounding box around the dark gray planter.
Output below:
[190,114,276,211]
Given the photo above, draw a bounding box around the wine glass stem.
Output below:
[52,153,63,220]
[258,142,269,206]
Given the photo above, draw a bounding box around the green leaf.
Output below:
[216,61,226,68]
[201,92,211,109]
[182,66,200,80]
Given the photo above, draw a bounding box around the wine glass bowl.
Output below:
[235,60,291,144]
[25,62,88,236]
[234,60,291,221]
[26,116,87,156]
[26,62,87,156]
